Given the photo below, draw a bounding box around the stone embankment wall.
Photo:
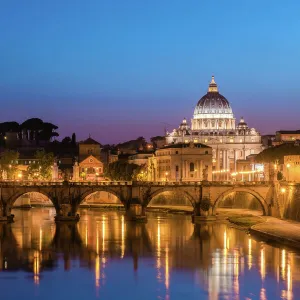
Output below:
[280,183,300,221]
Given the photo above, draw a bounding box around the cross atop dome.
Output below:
[208,75,218,93]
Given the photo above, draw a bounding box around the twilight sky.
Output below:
[1,0,300,144]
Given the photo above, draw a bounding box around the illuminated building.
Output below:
[78,137,104,181]
[283,155,300,182]
[147,142,212,181]
[166,76,263,180]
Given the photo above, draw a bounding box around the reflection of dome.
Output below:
[193,76,233,118]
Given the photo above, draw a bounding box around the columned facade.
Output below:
[166,76,263,180]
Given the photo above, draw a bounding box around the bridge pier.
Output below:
[192,200,217,224]
[55,204,80,223]
[125,199,147,223]
[0,205,14,223]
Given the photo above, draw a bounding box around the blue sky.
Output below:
[0,0,299,143]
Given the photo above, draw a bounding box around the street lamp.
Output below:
[165,172,169,182]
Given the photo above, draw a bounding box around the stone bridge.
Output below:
[0,180,287,223]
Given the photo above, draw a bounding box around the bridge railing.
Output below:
[0,180,273,187]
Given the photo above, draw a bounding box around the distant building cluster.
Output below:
[1,76,300,183]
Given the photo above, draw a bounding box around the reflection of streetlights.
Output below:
[286,163,291,181]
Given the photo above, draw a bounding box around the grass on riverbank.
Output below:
[228,215,265,228]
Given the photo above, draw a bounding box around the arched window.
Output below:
[190,162,195,172]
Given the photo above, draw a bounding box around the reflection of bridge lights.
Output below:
[248,238,252,270]
[102,216,106,253]
[281,249,286,279]
[95,255,100,288]
[260,288,267,300]
[85,224,88,247]
[165,247,170,296]
[96,223,99,255]
[233,249,240,295]
[33,251,40,285]
[260,245,266,281]
[287,262,292,292]
[39,228,43,251]
[121,215,125,258]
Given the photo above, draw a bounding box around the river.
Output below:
[0,208,299,300]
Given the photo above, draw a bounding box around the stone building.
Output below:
[148,142,212,182]
[79,137,101,162]
[274,130,300,146]
[166,76,263,180]
[283,155,300,182]
[128,152,153,166]
[78,137,104,181]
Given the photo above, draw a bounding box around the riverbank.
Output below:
[249,218,300,250]
[226,213,300,250]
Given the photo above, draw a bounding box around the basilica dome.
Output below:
[193,76,233,119]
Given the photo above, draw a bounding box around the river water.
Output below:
[0,208,299,300]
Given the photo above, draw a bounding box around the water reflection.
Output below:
[0,208,299,299]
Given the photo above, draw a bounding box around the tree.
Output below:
[255,143,300,164]
[277,171,283,181]
[62,136,72,144]
[104,161,143,181]
[71,133,76,145]
[27,150,54,180]
[0,150,19,179]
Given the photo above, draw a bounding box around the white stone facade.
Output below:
[166,76,263,180]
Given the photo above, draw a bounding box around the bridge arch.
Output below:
[147,187,196,207]
[10,190,55,207]
[212,187,268,215]
[79,188,125,207]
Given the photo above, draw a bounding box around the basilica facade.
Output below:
[165,76,263,180]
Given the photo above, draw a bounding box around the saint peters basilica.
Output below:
[165,76,263,179]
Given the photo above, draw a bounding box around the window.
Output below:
[175,151,178,154]
[190,162,195,172]
[176,165,179,172]
[205,151,208,154]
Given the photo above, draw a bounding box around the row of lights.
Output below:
[212,169,230,174]
[213,169,262,175]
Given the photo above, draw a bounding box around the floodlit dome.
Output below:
[193,76,233,119]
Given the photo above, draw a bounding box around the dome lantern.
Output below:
[208,75,218,93]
